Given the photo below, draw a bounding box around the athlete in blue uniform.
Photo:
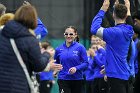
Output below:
[90,0,134,93]
[54,26,88,93]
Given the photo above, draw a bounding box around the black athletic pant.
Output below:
[85,80,94,93]
[108,78,129,93]
[134,73,140,93]
[57,79,84,93]
[93,78,109,93]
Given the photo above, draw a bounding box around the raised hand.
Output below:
[23,1,31,6]
[44,60,63,71]
[101,0,110,12]
[125,0,130,9]
[89,48,96,57]
[124,0,131,16]
[50,60,63,71]
[115,0,119,5]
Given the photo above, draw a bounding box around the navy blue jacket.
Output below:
[0,20,49,93]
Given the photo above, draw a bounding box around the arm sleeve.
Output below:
[34,18,48,40]
[54,48,60,64]
[87,57,95,71]
[96,48,106,66]
[75,46,88,71]
[91,10,117,43]
[90,59,96,70]
[91,10,105,38]
[94,55,104,67]
[28,38,49,72]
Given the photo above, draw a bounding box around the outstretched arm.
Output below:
[125,0,134,26]
[91,0,110,38]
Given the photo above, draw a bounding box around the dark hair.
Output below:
[41,42,50,50]
[14,5,37,29]
[0,13,14,26]
[66,26,80,43]
[114,4,127,19]
[0,3,6,17]
[132,12,140,20]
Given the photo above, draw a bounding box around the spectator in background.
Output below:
[133,17,140,93]
[84,44,97,93]
[0,3,6,17]
[133,15,140,34]
[54,26,88,93]
[0,4,62,93]
[91,35,101,45]
[90,0,134,93]
[0,13,14,29]
[92,44,108,93]
[39,42,55,93]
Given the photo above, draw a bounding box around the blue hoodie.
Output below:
[54,41,88,80]
[34,18,48,40]
[92,48,106,79]
[84,56,94,81]
[91,10,134,80]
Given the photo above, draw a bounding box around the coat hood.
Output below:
[2,20,33,38]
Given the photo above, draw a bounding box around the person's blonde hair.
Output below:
[0,13,14,26]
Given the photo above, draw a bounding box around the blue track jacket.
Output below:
[92,48,106,79]
[34,18,48,40]
[54,41,88,80]
[84,48,106,81]
[91,10,134,80]
[84,56,94,81]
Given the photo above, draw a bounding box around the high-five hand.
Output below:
[124,0,131,16]
[115,0,119,5]
[101,0,110,12]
